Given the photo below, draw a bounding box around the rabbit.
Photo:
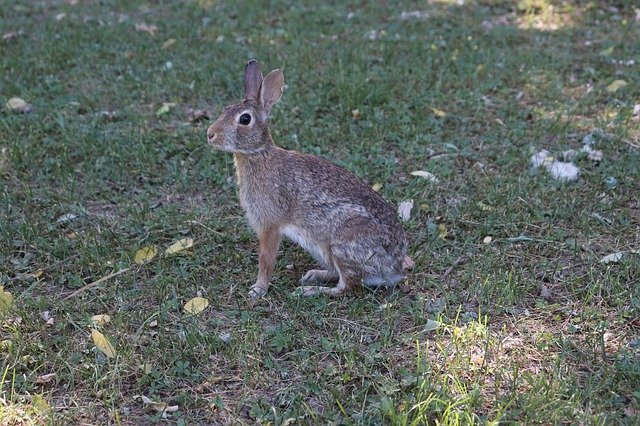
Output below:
[207,59,407,299]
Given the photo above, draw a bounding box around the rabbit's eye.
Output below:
[238,113,251,125]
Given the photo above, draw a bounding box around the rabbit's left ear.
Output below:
[259,69,284,116]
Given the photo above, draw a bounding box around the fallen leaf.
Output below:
[351,109,362,121]
[5,97,33,113]
[156,102,176,117]
[476,201,494,212]
[138,395,179,416]
[135,22,158,35]
[31,395,50,413]
[36,373,56,384]
[134,246,158,264]
[431,107,447,118]
[0,286,13,313]
[606,79,627,93]
[2,31,23,41]
[91,329,116,358]
[402,255,414,270]
[186,108,211,123]
[600,252,624,264]
[599,46,614,56]
[424,319,440,332]
[92,314,111,325]
[399,10,430,20]
[438,223,448,240]
[540,284,552,300]
[161,38,176,49]
[184,297,209,315]
[397,200,414,222]
[165,238,194,255]
[483,236,492,244]
[41,311,54,326]
[149,320,158,328]
[410,170,439,183]
[371,182,382,192]
[56,213,78,224]
[55,12,67,21]
[546,161,580,182]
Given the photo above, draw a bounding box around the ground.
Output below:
[1,0,639,424]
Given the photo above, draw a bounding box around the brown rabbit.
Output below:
[207,59,407,298]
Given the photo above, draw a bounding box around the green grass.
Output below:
[1,0,639,423]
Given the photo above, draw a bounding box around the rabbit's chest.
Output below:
[237,182,286,230]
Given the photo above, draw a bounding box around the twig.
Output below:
[62,267,130,300]
[440,255,469,282]
[622,138,639,149]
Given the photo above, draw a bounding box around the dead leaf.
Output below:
[431,107,447,118]
[92,314,111,325]
[0,286,13,313]
[156,102,176,117]
[91,329,116,358]
[134,246,158,264]
[410,170,439,183]
[187,108,211,123]
[540,284,552,300]
[41,311,54,326]
[398,200,414,222]
[161,38,176,49]
[135,22,158,35]
[600,252,624,264]
[371,182,382,192]
[5,97,33,113]
[36,373,56,384]
[165,238,194,255]
[2,31,23,41]
[138,395,179,417]
[606,79,627,93]
[476,201,494,212]
[351,109,362,121]
[184,297,209,315]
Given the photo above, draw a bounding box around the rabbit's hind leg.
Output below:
[298,261,358,296]
[300,269,339,285]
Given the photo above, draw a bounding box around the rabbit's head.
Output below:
[207,60,284,154]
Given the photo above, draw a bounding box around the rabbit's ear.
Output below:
[259,69,284,116]
[244,59,263,101]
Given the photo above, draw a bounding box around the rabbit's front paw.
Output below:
[248,285,267,300]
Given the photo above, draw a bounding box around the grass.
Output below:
[1,0,639,423]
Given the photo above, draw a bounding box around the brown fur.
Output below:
[207,59,407,298]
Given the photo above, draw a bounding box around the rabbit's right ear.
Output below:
[244,59,263,101]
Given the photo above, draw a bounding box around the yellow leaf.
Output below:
[134,246,158,264]
[184,297,209,315]
[5,97,33,113]
[31,395,50,413]
[476,201,495,212]
[606,80,627,93]
[91,329,116,358]
[161,38,176,49]
[431,107,447,118]
[91,314,111,325]
[0,286,13,313]
[165,238,193,255]
[371,183,382,192]
[33,269,44,278]
[438,223,448,240]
